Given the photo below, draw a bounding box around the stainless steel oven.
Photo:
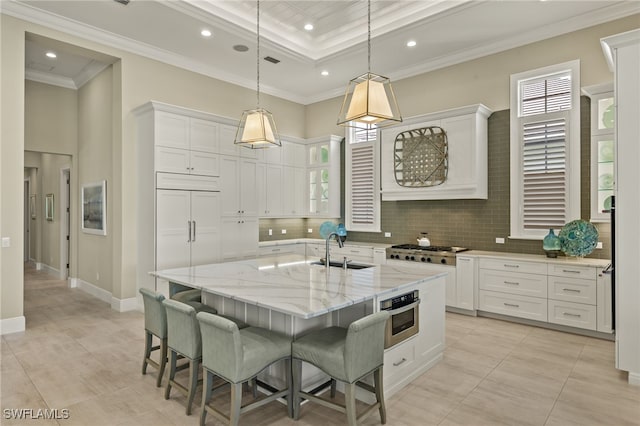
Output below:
[380,290,420,348]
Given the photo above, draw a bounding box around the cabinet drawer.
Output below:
[479,258,547,275]
[330,246,374,263]
[383,339,416,387]
[259,245,296,256]
[478,290,547,321]
[479,269,547,298]
[547,263,596,280]
[547,300,597,330]
[547,276,596,305]
[156,172,219,191]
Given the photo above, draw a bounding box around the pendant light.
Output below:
[235,0,281,149]
[337,0,402,129]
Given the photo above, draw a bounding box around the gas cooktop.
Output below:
[386,245,468,265]
[389,244,468,253]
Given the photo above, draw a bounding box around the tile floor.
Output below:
[1,265,639,425]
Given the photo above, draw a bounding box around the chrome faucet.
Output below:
[324,231,344,268]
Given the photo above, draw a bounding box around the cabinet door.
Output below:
[220,156,240,216]
[596,268,613,333]
[239,216,259,259]
[283,166,305,216]
[155,111,189,149]
[283,142,305,167]
[456,256,476,310]
[219,124,239,156]
[257,163,267,216]
[263,145,283,165]
[265,164,283,217]
[190,191,220,266]
[240,159,259,217]
[155,147,191,174]
[190,151,219,176]
[156,190,191,269]
[308,167,330,216]
[220,217,243,261]
[190,118,218,153]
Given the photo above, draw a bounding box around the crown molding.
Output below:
[25,68,77,89]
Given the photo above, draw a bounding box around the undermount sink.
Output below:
[311,260,373,270]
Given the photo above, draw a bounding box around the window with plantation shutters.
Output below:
[510,61,580,239]
[346,125,380,232]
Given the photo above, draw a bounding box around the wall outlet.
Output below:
[308,228,313,234]
[1,237,10,248]
[268,229,273,236]
[384,232,391,238]
[281,229,287,234]
[96,272,100,281]
[496,237,505,244]
[597,241,603,249]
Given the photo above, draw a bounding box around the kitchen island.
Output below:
[151,254,447,398]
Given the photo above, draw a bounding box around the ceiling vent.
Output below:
[264,56,280,64]
[113,0,130,5]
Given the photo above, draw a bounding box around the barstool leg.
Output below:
[345,382,357,426]
[186,359,199,415]
[142,331,152,375]
[285,358,293,418]
[165,349,177,400]
[157,338,168,387]
[330,378,337,398]
[200,370,213,426]
[229,383,243,426]
[291,359,302,420]
[374,367,386,424]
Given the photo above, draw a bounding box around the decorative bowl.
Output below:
[559,220,599,257]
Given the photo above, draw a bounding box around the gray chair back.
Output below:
[344,311,390,383]
[139,287,167,338]
[197,312,243,382]
[163,298,202,360]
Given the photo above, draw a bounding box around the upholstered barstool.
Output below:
[291,311,390,426]
[169,282,202,303]
[140,287,215,387]
[196,312,293,426]
[163,299,247,415]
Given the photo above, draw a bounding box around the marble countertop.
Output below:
[462,250,610,267]
[152,254,446,319]
[259,238,392,249]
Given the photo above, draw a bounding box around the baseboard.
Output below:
[629,372,640,386]
[111,296,137,312]
[0,316,26,335]
[76,279,112,304]
[41,263,61,279]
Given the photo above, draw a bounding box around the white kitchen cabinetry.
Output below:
[219,155,259,260]
[283,166,306,216]
[583,83,614,222]
[329,245,374,264]
[156,189,220,269]
[474,253,612,334]
[380,104,491,201]
[259,242,306,256]
[307,136,341,218]
[454,256,476,311]
[257,163,283,217]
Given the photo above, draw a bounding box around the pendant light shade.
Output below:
[236,107,279,147]
[235,0,281,149]
[337,0,402,129]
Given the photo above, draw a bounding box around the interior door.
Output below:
[156,189,191,269]
[190,191,220,266]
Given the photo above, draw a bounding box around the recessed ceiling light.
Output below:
[321,70,329,76]
[406,40,417,47]
[304,23,314,31]
[233,44,249,52]
[201,29,212,37]
[45,51,57,59]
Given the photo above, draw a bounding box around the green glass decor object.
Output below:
[543,228,562,258]
[559,220,599,257]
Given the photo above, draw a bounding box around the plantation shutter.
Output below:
[346,126,380,232]
[521,117,568,230]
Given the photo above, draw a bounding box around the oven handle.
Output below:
[382,299,420,315]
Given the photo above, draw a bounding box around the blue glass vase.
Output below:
[543,228,561,257]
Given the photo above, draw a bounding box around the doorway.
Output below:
[24,179,30,262]
[60,168,70,279]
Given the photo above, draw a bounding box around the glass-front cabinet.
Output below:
[584,84,614,222]
[306,136,341,218]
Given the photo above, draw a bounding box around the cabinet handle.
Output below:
[562,269,581,274]
[192,221,196,242]
[504,281,520,285]
[459,258,470,262]
[188,221,192,242]
[504,302,520,308]
[562,288,581,293]
[562,312,582,318]
[504,264,520,268]
[393,358,407,367]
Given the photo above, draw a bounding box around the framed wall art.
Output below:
[81,180,107,235]
[45,194,54,221]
